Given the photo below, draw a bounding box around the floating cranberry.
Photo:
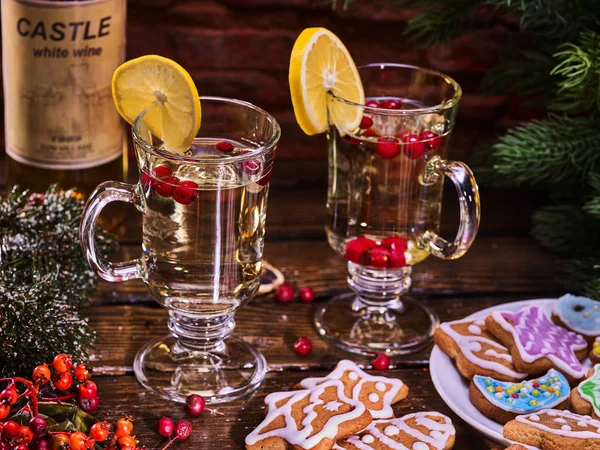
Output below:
[154,176,180,198]
[363,128,378,138]
[372,353,391,370]
[388,249,407,268]
[294,337,312,356]
[299,287,315,303]
[420,130,443,150]
[361,247,390,268]
[29,416,48,440]
[365,100,380,108]
[78,395,100,412]
[174,420,192,440]
[156,416,174,438]
[381,236,408,252]
[344,237,378,264]
[216,141,234,153]
[173,180,199,206]
[154,165,172,179]
[185,394,205,416]
[359,116,373,129]
[376,137,400,160]
[276,284,295,303]
[242,159,261,175]
[400,133,427,160]
[381,99,401,109]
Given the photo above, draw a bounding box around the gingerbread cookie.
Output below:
[434,318,527,382]
[504,409,600,450]
[469,369,570,424]
[245,380,372,450]
[591,338,600,365]
[334,412,455,450]
[552,294,600,343]
[486,306,588,382]
[297,360,408,419]
[571,365,600,418]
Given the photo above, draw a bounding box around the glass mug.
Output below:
[80,97,280,403]
[316,64,480,355]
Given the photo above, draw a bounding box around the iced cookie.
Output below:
[297,360,408,419]
[486,306,588,382]
[469,369,570,424]
[245,379,372,450]
[571,365,600,419]
[334,412,455,450]
[504,409,600,450]
[552,294,600,343]
[591,338,600,365]
[434,318,527,382]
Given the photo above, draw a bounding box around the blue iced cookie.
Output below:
[469,368,570,424]
[553,293,600,340]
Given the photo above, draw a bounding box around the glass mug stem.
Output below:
[80,181,142,282]
[421,156,481,260]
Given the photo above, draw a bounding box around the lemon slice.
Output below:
[112,55,201,152]
[289,28,364,136]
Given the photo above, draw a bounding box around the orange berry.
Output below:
[0,404,11,420]
[74,364,91,383]
[53,372,73,391]
[69,432,92,450]
[115,417,133,437]
[90,421,111,442]
[53,354,73,373]
[118,435,137,447]
[32,364,52,383]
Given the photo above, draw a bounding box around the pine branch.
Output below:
[564,258,600,300]
[485,115,600,187]
[0,185,115,376]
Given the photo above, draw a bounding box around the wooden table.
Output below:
[89,160,561,450]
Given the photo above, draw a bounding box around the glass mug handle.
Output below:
[421,156,481,260]
[80,181,143,282]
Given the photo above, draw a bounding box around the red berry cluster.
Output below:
[155,417,191,450]
[217,141,271,184]
[275,285,315,304]
[352,98,444,161]
[344,236,408,269]
[141,166,199,206]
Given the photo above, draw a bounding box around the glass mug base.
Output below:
[314,293,439,356]
[133,334,267,404]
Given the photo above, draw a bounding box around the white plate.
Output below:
[430,298,591,448]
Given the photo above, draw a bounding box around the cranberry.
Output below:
[156,416,174,438]
[242,159,261,175]
[344,237,378,264]
[376,137,400,160]
[344,135,361,144]
[381,236,408,252]
[363,128,378,138]
[216,141,234,152]
[173,180,199,206]
[154,176,180,198]
[257,168,273,187]
[359,116,373,129]
[294,337,312,356]
[78,381,97,399]
[141,172,152,189]
[276,284,295,303]
[29,416,48,440]
[361,246,390,268]
[365,100,380,108]
[2,420,19,439]
[420,130,443,150]
[185,394,205,416]
[154,165,172,179]
[381,99,401,109]
[174,420,192,440]
[372,353,391,370]
[1,385,18,405]
[400,133,427,160]
[33,439,50,450]
[78,395,99,412]
[298,287,315,303]
[388,249,407,268]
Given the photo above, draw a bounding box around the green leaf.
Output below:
[38,402,76,417]
[48,420,78,432]
[73,408,97,434]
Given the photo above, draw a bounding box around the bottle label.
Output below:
[2,0,126,169]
